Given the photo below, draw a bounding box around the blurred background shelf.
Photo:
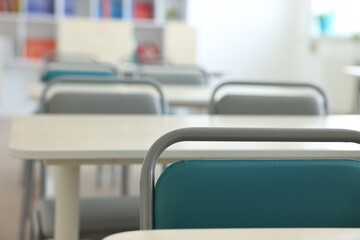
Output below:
[0,0,190,65]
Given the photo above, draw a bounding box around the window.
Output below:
[312,0,360,37]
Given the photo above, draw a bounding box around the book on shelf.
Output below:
[133,1,153,19]
[65,0,75,16]
[27,0,54,15]
[99,0,123,19]
[25,38,56,59]
[0,0,20,12]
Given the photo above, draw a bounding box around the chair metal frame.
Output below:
[140,127,360,229]
[39,77,167,115]
[135,64,209,85]
[209,81,329,115]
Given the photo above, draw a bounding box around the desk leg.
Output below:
[354,78,360,114]
[54,165,80,240]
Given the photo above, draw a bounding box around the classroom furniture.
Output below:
[104,228,360,240]
[40,77,166,114]
[41,61,120,82]
[136,65,208,85]
[140,127,360,229]
[29,82,213,109]
[0,1,191,66]
[10,114,360,240]
[209,81,328,115]
[58,19,133,65]
[343,65,360,113]
[42,51,97,63]
[30,77,166,240]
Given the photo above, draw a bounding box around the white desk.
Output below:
[343,65,360,113]
[10,115,360,240]
[104,228,360,240]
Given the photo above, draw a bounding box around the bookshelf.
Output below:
[0,0,190,66]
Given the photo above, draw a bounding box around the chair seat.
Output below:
[39,196,139,238]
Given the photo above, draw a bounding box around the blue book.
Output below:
[28,0,54,14]
[111,0,122,19]
[65,0,75,16]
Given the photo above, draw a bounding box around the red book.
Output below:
[102,0,111,18]
[134,2,153,19]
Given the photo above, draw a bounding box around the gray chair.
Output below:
[209,81,328,115]
[136,65,208,85]
[30,77,166,240]
[43,51,97,63]
[140,127,360,229]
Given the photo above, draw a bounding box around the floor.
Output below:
[0,118,22,239]
[0,67,155,240]
[0,117,143,240]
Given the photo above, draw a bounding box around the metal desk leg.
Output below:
[54,165,80,240]
[357,78,360,113]
[19,160,34,240]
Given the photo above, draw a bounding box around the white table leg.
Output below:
[54,165,80,240]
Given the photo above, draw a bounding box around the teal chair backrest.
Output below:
[42,71,116,82]
[154,159,360,229]
[41,62,118,82]
[140,127,360,229]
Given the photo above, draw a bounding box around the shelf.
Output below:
[0,12,20,22]
[0,57,42,69]
[25,14,56,24]
[133,20,162,29]
[0,12,56,24]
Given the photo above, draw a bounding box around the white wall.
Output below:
[187,0,298,80]
[292,0,359,114]
[188,0,358,114]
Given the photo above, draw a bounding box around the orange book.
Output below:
[25,39,56,59]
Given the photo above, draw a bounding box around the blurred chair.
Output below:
[136,65,208,85]
[27,77,166,240]
[140,127,360,229]
[209,81,328,115]
[41,61,120,83]
[42,51,97,63]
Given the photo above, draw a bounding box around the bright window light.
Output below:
[312,0,360,37]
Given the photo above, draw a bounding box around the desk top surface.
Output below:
[9,115,360,163]
[104,228,360,240]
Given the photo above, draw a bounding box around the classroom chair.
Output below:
[27,77,166,240]
[136,65,208,85]
[140,127,360,229]
[40,61,120,83]
[209,81,329,115]
[43,51,97,63]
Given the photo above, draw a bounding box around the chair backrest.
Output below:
[140,127,360,229]
[40,77,167,114]
[43,51,97,63]
[137,65,208,85]
[209,81,329,115]
[41,61,120,83]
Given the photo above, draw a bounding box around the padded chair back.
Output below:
[137,65,208,85]
[41,61,119,83]
[210,81,328,115]
[40,77,167,114]
[43,51,97,63]
[140,127,360,229]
